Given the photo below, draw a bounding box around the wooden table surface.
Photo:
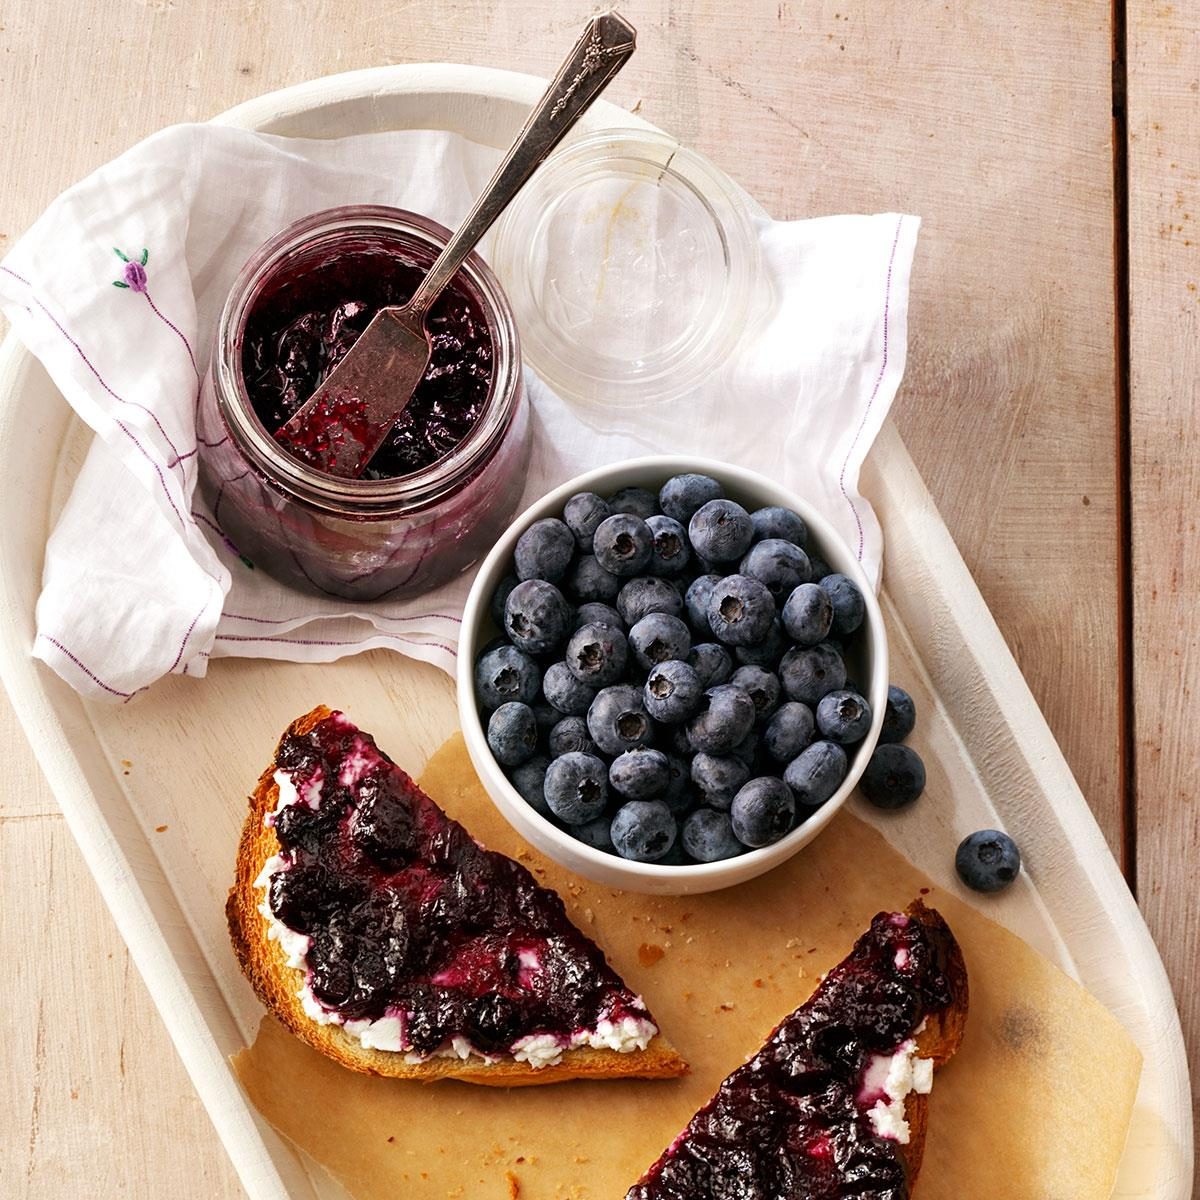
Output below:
[0,0,1194,1195]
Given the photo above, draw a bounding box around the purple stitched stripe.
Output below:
[215,632,457,657]
[143,289,199,376]
[838,216,905,561]
[38,634,136,698]
[167,600,209,673]
[113,416,185,527]
[2,268,189,527]
[221,609,462,626]
[2,266,198,488]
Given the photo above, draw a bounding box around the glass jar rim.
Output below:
[212,205,521,516]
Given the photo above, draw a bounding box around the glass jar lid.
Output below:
[491,129,761,409]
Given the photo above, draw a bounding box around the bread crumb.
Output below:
[154,824,168,833]
[120,759,132,768]
[387,1135,395,1144]
[515,1155,525,1164]
[506,1170,521,1198]
[785,937,801,949]
[638,943,665,967]
[753,978,764,988]
[716,1001,736,1012]
[583,907,595,923]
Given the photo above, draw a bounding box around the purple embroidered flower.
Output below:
[112,247,149,292]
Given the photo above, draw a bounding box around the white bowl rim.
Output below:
[456,453,889,887]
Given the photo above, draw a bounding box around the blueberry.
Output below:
[629,612,692,671]
[781,583,834,646]
[509,755,552,817]
[688,642,734,688]
[956,830,1021,893]
[820,573,866,636]
[489,574,519,630]
[686,684,756,755]
[644,659,703,723]
[730,777,796,847]
[474,644,540,710]
[487,702,538,766]
[548,715,598,758]
[609,747,671,800]
[542,661,597,716]
[684,574,722,633]
[573,814,616,853]
[564,554,621,604]
[750,505,807,548]
[859,744,926,809]
[740,538,811,601]
[730,728,759,766]
[544,752,609,824]
[607,486,659,520]
[646,514,691,577]
[574,601,625,633]
[565,621,629,687]
[690,752,751,810]
[617,576,684,626]
[729,665,782,724]
[514,518,575,583]
[668,723,694,757]
[763,701,816,762]
[659,473,724,523]
[661,753,691,813]
[688,498,754,563]
[733,618,787,668]
[706,574,776,646]
[815,689,872,744]
[808,555,833,582]
[563,491,611,550]
[531,702,559,738]
[587,684,654,756]
[610,800,678,861]
[504,579,571,656]
[783,741,848,806]
[593,513,654,577]
[779,642,847,706]
[880,684,917,744]
[681,808,744,862]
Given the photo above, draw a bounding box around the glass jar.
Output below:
[197,206,529,602]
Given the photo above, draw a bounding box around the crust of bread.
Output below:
[227,705,687,1086]
[894,900,970,1192]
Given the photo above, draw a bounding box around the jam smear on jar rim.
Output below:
[240,243,494,481]
[263,711,654,1060]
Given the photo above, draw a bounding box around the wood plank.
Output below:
[0,0,1124,1194]
[1126,0,1200,1169]
[0,810,244,1198]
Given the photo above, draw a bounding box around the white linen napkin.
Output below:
[0,124,917,702]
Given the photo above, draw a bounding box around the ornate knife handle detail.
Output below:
[550,17,638,120]
[406,11,637,324]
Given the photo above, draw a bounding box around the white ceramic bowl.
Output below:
[456,455,888,894]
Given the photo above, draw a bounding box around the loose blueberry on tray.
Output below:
[956,829,1021,892]
[475,473,884,864]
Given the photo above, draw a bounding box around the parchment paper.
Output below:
[233,734,1142,1199]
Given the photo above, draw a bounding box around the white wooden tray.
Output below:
[0,66,1190,1200]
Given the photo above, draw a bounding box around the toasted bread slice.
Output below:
[228,705,686,1086]
[626,901,968,1197]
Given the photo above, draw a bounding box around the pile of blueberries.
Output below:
[474,472,932,866]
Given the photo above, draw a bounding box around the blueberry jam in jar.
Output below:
[197,206,529,601]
